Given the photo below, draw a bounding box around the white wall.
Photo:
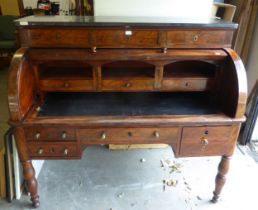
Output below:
[94,0,213,18]
[23,0,38,8]
[246,14,258,141]
[246,14,258,94]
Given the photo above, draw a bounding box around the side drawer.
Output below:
[39,79,94,91]
[78,127,180,145]
[179,126,233,157]
[92,30,160,48]
[166,30,233,48]
[24,127,76,141]
[28,143,79,159]
[19,29,91,48]
[102,79,154,91]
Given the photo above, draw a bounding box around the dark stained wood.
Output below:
[211,155,231,203]
[14,127,39,208]
[179,126,233,156]
[78,127,180,145]
[8,19,247,207]
[18,28,234,49]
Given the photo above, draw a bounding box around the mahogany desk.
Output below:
[8,16,247,208]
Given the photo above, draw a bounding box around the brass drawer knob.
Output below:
[61,132,67,139]
[124,83,131,88]
[63,148,69,155]
[154,131,160,138]
[101,132,107,140]
[37,148,43,155]
[35,132,40,140]
[193,35,199,42]
[201,138,209,146]
[92,46,97,53]
[64,83,70,88]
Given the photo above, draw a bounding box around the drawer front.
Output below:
[92,30,160,48]
[166,30,232,48]
[179,126,233,156]
[20,29,90,48]
[102,79,154,91]
[24,127,76,141]
[39,80,94,91]
[28,143,79,158]
[78,127,179,144]
[162,78,213,91]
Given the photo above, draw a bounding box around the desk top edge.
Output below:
[15,15,238,29]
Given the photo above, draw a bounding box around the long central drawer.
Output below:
[78,127,180,145]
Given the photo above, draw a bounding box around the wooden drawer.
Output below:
[166,30,232,48]
[24,127,76,141]
[162,78,213,91]
[102,79,154,91]
[20,29,90,48]
[28,143,79,158]
[179,126,233,156]
[78,127,180,145]
[39,79,94,91]
[92,30,160,48]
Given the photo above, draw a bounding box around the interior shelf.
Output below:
[37,92,219,117]
[164,61,216,78]
[102,61,155,79]
[38,61,93,80]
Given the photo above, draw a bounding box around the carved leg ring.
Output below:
[211,155,231,203]
[22,160,40,208]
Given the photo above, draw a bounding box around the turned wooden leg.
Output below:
[211,155,231,203]
[14,127,40,208]
[22,161,40,208]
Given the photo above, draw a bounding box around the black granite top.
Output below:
[15,16,238,29]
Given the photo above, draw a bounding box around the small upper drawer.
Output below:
[24,127,76,141]
[78,127,179,145]
[162,78,213,91]
[91,29,160,48]
[166,30,233,48]
[179,126,233,157]
[19,29,91,48]
[102,79,154,91]
[39,79,94,91]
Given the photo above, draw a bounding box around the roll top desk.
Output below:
[8,16,247,208]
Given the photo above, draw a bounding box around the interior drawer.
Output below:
[39,79,94,91]
[162,78,213,91]
[20,29,90,48]
[166,30,231,48]
[102,79,154,91]
[92,29,160,48]
[78,127,180,145]
[179,126,233,156]
[28,143,79,158]
[24,127,76,141]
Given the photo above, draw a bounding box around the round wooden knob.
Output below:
[154,131,160,138]
[193,35,199,42]
[61,132,67,139]
[125,83,131,88]
[35,132,40,140]
[201,138,209,145]
[92,46,97,53]
[64,83,70,88]
[162,48,168,54]
[101,132,107,140]
[63,148,68,155]
[36,106,41,112]
[37,148,43,155]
